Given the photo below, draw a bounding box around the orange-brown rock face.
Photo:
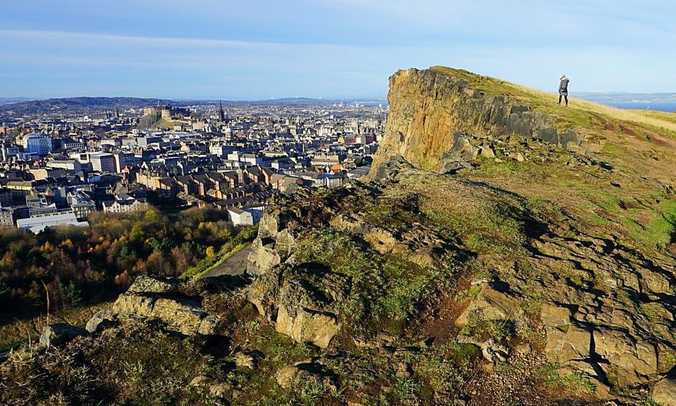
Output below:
[370,67,580,176]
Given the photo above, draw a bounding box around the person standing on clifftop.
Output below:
[558,75,570,106]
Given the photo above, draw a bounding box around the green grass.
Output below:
[414,342,480,398]
[641,198,676,249]
[293,229,458,334]
[603,195,676,251]
[541,363,598,396]
[426,202,526,255]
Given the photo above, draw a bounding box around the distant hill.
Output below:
[0,96,387,117]
[0,98,32,106]
[0,97,174,116]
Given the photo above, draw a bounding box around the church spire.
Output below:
[219,100,225,121]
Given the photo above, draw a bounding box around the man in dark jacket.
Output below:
[559,75,570,106]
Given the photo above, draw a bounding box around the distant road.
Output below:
[202,245,252,278]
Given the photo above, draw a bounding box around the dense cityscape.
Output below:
[0,101,385,231]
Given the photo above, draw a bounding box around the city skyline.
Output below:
[2,0,676,99]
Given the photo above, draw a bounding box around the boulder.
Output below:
[85,308,115,334]
[127,275,177,295]
[274,271,345,348]
[247,240,282,276]
[274,229,296,259]
[479,145,496,159]
[189,375,231,398]
[329,214,368,234]
[457,335,509,363]
[593,327,658,386]
[544,326,591,364]
[455,285,523,328]
[39,323,86,348]
[246,275,277,319]
[275,304,340,349]
[510,152,526,162]
[540,303,571,327]
[112,293,222,336]
[276,365,299,389]
[651,377,676,406]
[247,264,348,348]
[450,134,479,162]
[258,212,282,240]
[363,228,399,255]
[246,212,298,276]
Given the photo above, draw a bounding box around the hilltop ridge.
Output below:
[371,66,676,175]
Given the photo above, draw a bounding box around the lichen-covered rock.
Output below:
[247,239,282,275]
[275,365,299,389]
[111,276,223,336]
[247,264,348,348]
[234,352,256,369]
[189,375,231,398]
[455,285,523,328]
[112,294,222,336]
[540,303,571,328]
[651,377,676,406]
[593,327,658,386]
[275,361,338,392]
[85,309,115,334]
[275,304,340,349]
[127,275,178,294]
[543,325,591,364]
[39,323,86,348]
[363,228,400,255]
[246,211,297,275]
[258,211,283,240]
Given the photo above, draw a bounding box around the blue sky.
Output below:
[1,0,675,99]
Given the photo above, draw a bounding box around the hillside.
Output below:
[0,97,175,116]
[0,96,380,117]
[1,67,674,405]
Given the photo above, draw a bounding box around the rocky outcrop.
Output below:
[593,327,659,387]
[454,284,524,329]
[529,229,675,389]
[274,272,345,348]
[111,275,223,336]
[247,263,347,348]
[39,324,86,348]
[370,67,581,175]
[652,377,676,406]
[247,211,297,275]
[85,309,115,334]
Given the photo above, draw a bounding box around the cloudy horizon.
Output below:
[2,0,675,99]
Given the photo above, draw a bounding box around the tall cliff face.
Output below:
[371,67,581,175]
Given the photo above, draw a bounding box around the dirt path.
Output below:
[203,246,252,278]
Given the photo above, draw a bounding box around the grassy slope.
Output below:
[431,66,676,137]
[427,66,676,254]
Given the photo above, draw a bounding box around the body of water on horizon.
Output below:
[604,102,676,113]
